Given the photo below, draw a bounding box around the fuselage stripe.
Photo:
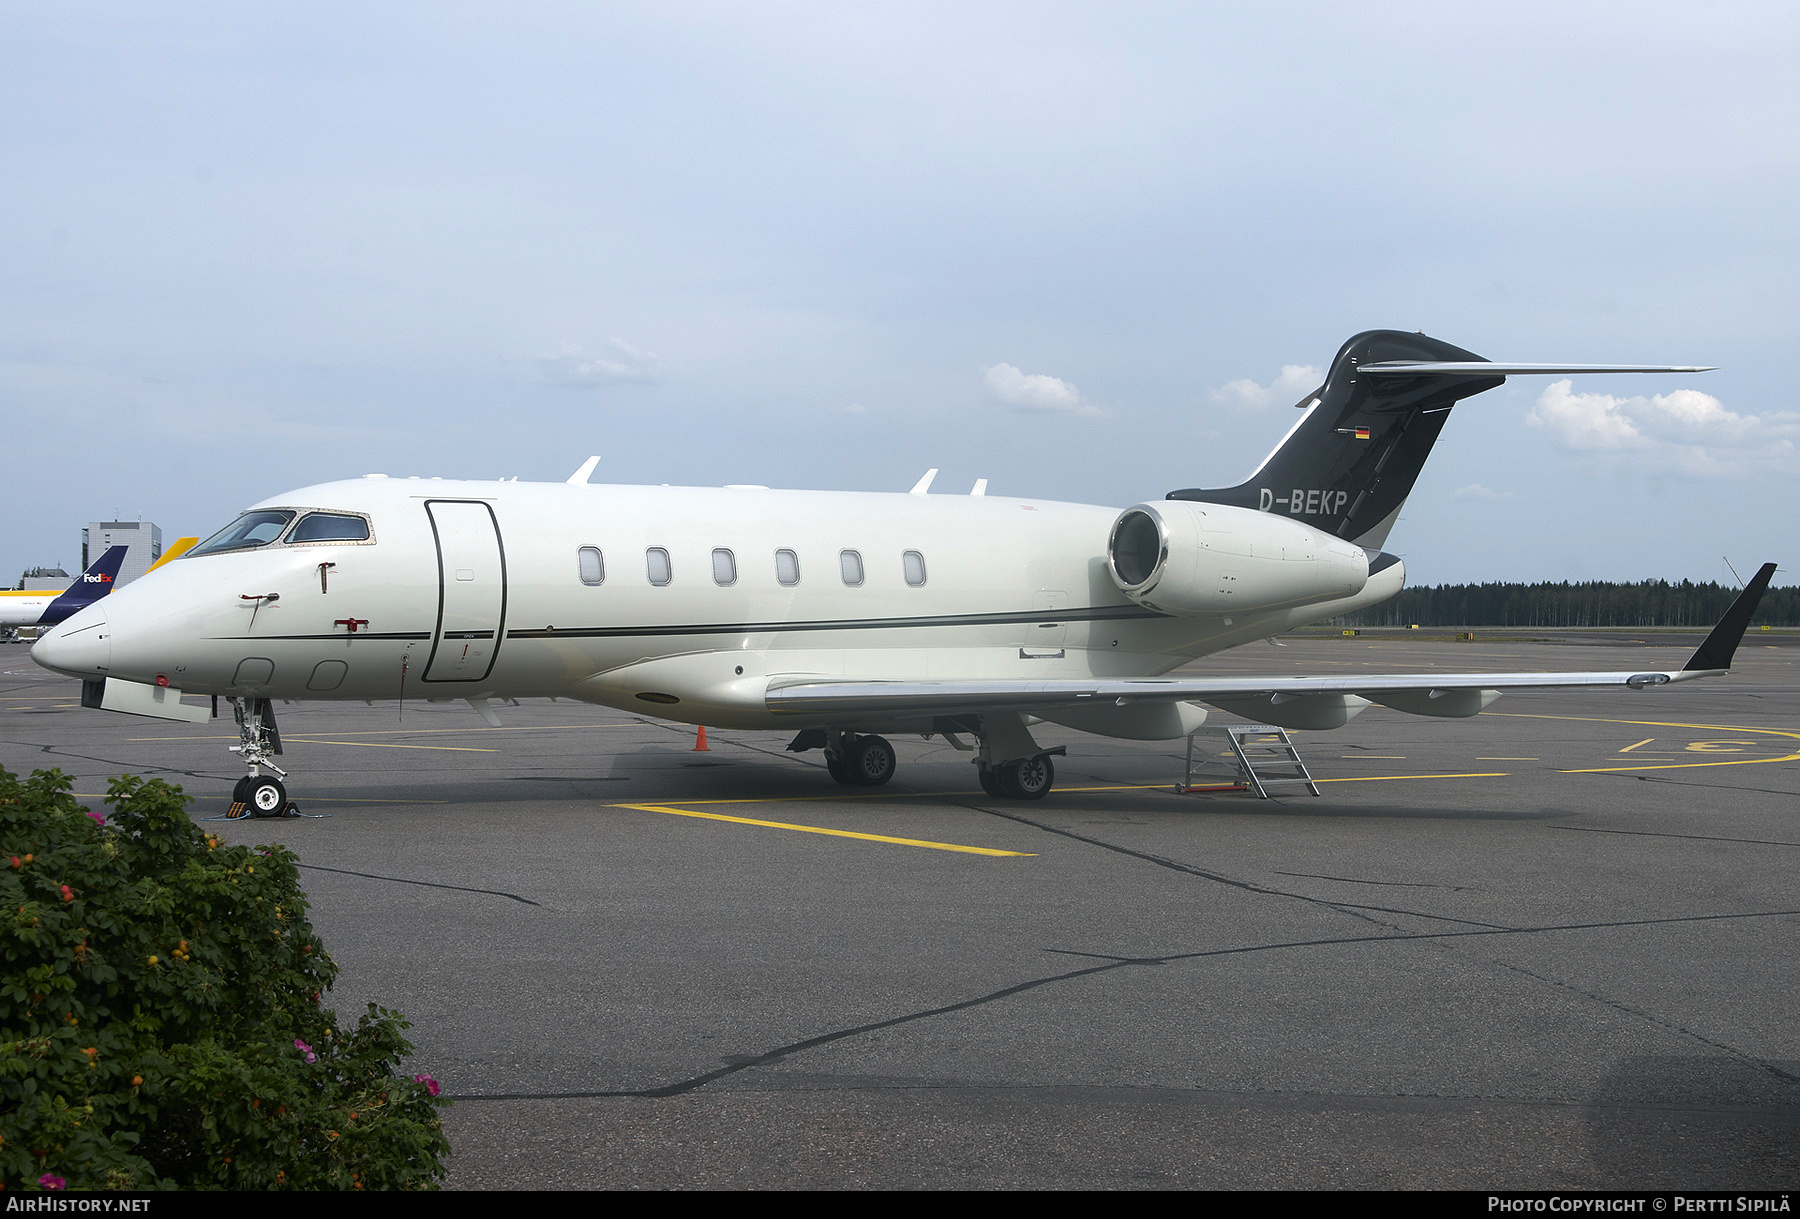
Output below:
[506,605,1166,640]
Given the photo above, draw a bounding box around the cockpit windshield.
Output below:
[190,510,297,556]
[288,512,371,543]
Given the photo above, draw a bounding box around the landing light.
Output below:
[155,674,170,687]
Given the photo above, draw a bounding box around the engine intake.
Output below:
[1106,501,1368,615]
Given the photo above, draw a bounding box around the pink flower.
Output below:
[39,1173,66,1190]
[414,1073,440,1097]
[294,1038,316,1064]
[87,812,105,827]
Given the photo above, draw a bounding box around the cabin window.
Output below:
[191,510,297,556]
[288,512,372,544]
[903,550,926,587]
[578,547,604,586]
[840,550,864,587]
[646,547,672,586]
[712,548,737,586]
[775,549,800,586]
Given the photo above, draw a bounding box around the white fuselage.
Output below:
[33,477,1400,730]
[0,589,66,630]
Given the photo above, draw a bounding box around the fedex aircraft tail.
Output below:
[42,546,128,626]
[1169,330,1713,549]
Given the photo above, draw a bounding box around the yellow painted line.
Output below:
[1618,738,1657,753]
[613,803,1033,857]
[1316,772,1510,783]
[125,723,633,741]
[1566,755,1800,774]
[666,783,1179,805]
[1345,755,1407,759]
[1487,712,1800,774]
[1477,757,1538,761]
[291,739,498,753]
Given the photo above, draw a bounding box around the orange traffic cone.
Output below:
[693,725,710,751]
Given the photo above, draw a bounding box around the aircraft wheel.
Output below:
[245,776,287,818]
[232,775,252,805]
[848,735,896,786]
[825,753,855,785]
[1001,755,1054,800]
[976,766,1007,798]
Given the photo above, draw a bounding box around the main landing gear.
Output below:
[786,712,1066,800]
[975,752,1059,801]
[228,697,294,818]
[822,730,897,787]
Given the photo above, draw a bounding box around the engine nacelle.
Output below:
[1107,500,1368,615]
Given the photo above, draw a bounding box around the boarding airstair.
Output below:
[1180,723,1320,799]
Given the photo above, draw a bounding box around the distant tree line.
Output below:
[1330,579,1800,628]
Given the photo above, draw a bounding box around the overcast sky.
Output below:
[2,2,1794,586]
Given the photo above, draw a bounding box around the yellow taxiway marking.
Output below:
[126,723,634,742]
[1487,713,1800,774]
[1316,772,1509,783]
[1477,757,1539,761]
[289,739,498,753]
[613,803,1033,857]
[1618,738,1657,753]
[1344,755,1407,759]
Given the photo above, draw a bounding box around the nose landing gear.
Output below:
[228,697,295,818]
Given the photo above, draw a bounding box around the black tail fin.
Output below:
[1170,330,1503,547]
[42,546,128,625]
[1684,562,1778,672]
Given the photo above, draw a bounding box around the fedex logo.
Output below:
[1259,488,1347,516]
[82,573,114,584]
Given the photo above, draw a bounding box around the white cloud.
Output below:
[1208,364,1322,410]
[1454,483,1511,499]
[843,402,867,414]
[538,338,663,387]
[1525,379,1800,473]
[982,363,1106,418]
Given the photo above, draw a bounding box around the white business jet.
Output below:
[31,330,1774,815]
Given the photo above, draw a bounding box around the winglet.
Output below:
[910,468,939,495]
[567,456,601,485]
[1683,562,1778,672]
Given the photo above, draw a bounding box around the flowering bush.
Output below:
[0,767,450,1190]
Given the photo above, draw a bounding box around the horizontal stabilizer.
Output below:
[1358,362,1715,376]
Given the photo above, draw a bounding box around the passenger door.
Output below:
[423,500,507,683]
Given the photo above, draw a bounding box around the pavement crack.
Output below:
[1488,958,1800,1088]
[296,863,541,906]
[1272,870,1474,891]
[446,907,1800,1103]
[968,801,1464,931]
[1549,825,1800,849]
[1591,772,1798,799]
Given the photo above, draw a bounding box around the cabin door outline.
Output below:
[421,499,508,683]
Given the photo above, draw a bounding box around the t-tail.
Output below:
[1168,329,1714,549]
[42,546,129,626]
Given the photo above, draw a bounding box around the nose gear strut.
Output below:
[227,696,295,819]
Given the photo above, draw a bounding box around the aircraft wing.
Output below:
[765,563,1777,718]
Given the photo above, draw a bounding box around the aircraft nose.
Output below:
[32,603,111,678]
